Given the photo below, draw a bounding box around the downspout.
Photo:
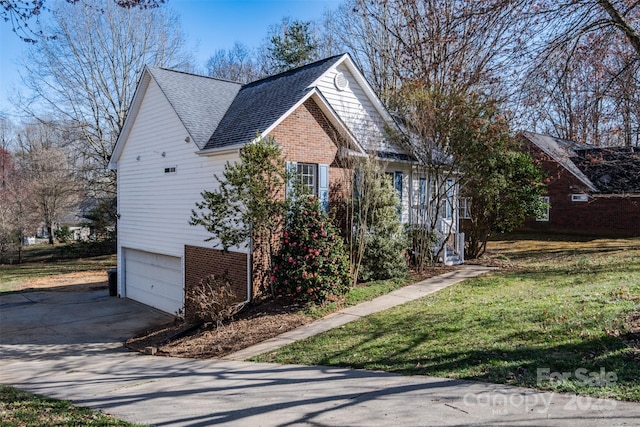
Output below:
[239,227,253,309]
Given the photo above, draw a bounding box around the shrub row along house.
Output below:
[108,54,463,315]
[521,131,640,237]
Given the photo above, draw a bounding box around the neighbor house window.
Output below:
[164,166,177,174]
[571,194,589,202]
[297,163,317,194]
[537,196,550,221]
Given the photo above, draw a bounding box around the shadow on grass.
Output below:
[304,316,640,400]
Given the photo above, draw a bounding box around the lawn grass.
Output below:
[254,234,640,402]
[0,244,116,292]
[301,275,413,318]
[0,385,141,426]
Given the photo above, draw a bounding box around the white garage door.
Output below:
[124,249,183,314]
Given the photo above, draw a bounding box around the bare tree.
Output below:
[18,0,189,207]
[14,121,82,245]
[206,42,262,83]
[522,0,640,146]
[1,0,165,43]
[338,0,532,101]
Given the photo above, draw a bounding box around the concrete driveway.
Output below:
[0,288,173,356]
[2,287,640,426]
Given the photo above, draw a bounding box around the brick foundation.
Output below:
[184,245,248,318]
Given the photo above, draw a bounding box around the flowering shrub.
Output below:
[271,196,350,304]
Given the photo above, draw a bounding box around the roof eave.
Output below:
[196,143,244,157]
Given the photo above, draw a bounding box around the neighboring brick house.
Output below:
[520,131,640,237]
[108,54,463,315]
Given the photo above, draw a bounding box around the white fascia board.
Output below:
[195,143,243,157]
[108,68,152,170]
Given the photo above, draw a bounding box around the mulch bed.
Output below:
[125,298,312,359]
[126,267,456,359]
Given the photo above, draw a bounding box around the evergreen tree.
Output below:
[349,157,408,283]
[267,19,317,72]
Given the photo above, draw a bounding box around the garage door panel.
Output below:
[126,260,181,285]
[124,249,183,314]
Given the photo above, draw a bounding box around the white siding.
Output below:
[316,64,394,153]
[117,79,245,258]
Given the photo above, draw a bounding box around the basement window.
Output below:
[164,166,177,174]
[571,193,589,202]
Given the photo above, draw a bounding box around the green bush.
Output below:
[355,173,408,282]
[54,225,73,243]
[271,196,350,304]
[405,224,439,269]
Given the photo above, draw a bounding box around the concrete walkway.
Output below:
[225,265,495,360]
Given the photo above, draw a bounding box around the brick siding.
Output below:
[184,245,248,318]
[521,140,640,237]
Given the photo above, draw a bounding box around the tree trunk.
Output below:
[597,0,640,57]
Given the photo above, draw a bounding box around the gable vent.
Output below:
[334,72,349,91]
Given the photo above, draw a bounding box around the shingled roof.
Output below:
[522,131,640,194]
[572,146,640,194]
[521,131,599,192]
[147,67,241,149]
[204,55,344,150]
[146,55,345,152]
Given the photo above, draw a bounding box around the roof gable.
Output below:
[147,67,242,149]
[204,55,344,150]
[522,131,599,192]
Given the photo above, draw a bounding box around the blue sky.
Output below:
[0,0,342,118]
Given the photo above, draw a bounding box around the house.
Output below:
[520,131,640,237]
[108,54,462,315]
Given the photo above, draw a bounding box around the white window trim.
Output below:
[459,197,471,219]
[537,196,550,222]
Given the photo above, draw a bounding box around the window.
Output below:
[286,161,329,212]
[537,196,550,222]
[445,178,454,220]
[458,197,471,219]
[164,166,176,174]
[571,194,589,202]
[297,163,317,194]
[386,171,403,219]
[419,178,427,207]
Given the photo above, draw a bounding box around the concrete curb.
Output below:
[223,265,495,361]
